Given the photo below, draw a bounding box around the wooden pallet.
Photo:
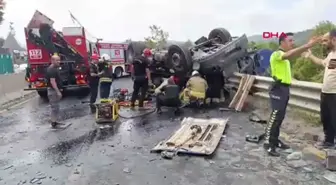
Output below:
[228,75,256,111]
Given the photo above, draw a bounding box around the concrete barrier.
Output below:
[0,72,36,109]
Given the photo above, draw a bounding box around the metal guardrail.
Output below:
[228,73,322,113]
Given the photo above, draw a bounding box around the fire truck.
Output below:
[23,10,130,98]
[95,42,131,78]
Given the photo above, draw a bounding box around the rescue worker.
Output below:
[302,30,336,149]
[155,77,181,114]
[98,57,113,100]
[180,71,208,103]
[89,54,103,113]
[46,53,63,128]
[205,66,223,106]
[25,65,31,88]
[264,33,322,156]
[130,48,152,109]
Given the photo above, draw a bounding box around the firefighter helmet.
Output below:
[101,53,111,61]
[91,54,100,60]
[143,48,152,57]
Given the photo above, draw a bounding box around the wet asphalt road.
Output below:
[0,78,332,185]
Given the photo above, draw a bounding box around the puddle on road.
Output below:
[41,122,124,165]
[42,129,97,165]
[10,150,42,167]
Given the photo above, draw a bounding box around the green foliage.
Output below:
[183,39,194,48]
[0,1,4,25]
[250,21,336,83]
[249,41,278,50]
[0,37,4,47]
[144,25,169,50]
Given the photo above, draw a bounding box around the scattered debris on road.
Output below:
[326,150,336,171]
[245,133,265,144]
[248,112,267,124]
[286,151,303,161]
[123,168,131,173]
[324,172,336,183]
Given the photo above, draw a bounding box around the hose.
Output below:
[117,108,157,119]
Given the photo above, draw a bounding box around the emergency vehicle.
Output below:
[23,10,130,98]
[95,42,131,78]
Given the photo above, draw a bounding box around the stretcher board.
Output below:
[151,117,229,155]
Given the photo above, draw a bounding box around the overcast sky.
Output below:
[0,0,335,47]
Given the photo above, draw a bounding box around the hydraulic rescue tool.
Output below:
[161,125,202,159]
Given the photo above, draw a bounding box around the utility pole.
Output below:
[9,22,15,36]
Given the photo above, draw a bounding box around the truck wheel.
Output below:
[37,90,48,100]
[166,44,192,74]
[208,28,232,44]
[114,67,124,78]
[126,42,147,63]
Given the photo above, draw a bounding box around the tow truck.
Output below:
[24,10,98,98]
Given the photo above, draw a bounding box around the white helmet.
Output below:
[191,70,199,76]
[100,53,111,61]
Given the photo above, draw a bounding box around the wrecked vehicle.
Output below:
[126,28,258,86]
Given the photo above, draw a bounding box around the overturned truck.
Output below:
[126,28,258,86]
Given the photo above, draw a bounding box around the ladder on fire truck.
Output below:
[26,10,84,61]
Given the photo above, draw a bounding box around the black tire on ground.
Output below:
[208,28,232,45]
[126,42,147,63]
[166,44,192,74]
[37,90,48,99]
[114,67,124,78]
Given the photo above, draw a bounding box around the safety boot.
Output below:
[277,139,290,149]
[263,143,280,157]
[156,108,162,114]
[90,104,96,114]
[315,141,334,149]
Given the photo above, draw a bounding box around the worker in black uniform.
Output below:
[155,77,181,114]
[89,54,102,113]
[205,66,222,106]
[98,57,113,99]
[263,33,322,156]
[130,48,152,109]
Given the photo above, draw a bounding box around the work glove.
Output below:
[154,88,161,94]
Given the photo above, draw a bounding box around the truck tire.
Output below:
[166,44,192,74]
[208,28,232,44]
[114,67,123,78]
[126,42,147,63]
[37,90,48,100]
